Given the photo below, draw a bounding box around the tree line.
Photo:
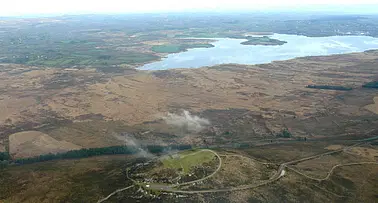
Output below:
[362,81,378,88]
[1,145,193,166]
[306,85,352,91]
[306,80,378,91]
[0,152,11,161]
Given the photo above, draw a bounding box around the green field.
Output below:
[175,32,226,38]
[161,150,215,174]
[241,36,287,46]
[4,51,160,68]
[151,44,214,53]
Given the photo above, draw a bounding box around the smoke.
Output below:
[113,132,155,158]
[162,110,210,133]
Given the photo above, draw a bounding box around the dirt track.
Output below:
[97,185,134,203]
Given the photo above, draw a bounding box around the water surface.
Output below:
[140,34,378,70]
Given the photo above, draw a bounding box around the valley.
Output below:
[0,13,378,203]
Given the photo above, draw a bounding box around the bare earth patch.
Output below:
[364,96,378,114]
[325,145,344,151]
[349,147,378,160]
[9,131,82,159]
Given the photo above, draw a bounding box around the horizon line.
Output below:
[2,9,378,19]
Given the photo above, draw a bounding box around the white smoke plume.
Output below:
[113,132,155,158]
[163,110,210,133]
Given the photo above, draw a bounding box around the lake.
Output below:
[140,34,378,70]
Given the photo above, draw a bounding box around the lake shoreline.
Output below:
[140,34,378,70]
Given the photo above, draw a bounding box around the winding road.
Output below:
[98,137,378,201]
[143,141,376,194]
[287,162,378,182]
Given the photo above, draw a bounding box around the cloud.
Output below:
[163,110,210,133]
[2,0,378,16]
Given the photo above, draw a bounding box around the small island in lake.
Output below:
[241,36,287,46]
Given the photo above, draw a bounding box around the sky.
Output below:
[1,0,378,16]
